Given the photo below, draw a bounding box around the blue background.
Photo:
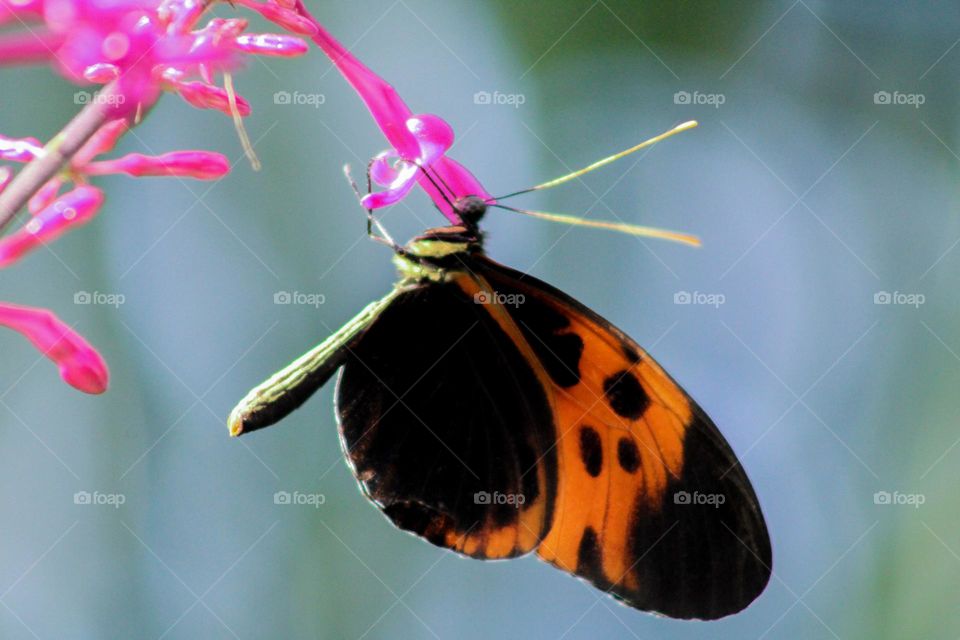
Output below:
[1,1,957,638]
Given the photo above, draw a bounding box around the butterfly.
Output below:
[228,122,771,620]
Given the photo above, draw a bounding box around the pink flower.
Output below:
[0,134,44,163]
[294,1,492,224]
[0,185,103,268]
[363,114,454,209]
[165,77,252,116]
[0,303,109,394]
[84,150,230,179]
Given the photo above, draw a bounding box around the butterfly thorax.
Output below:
[394,225,483,284]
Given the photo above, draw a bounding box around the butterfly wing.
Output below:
[336,279,559,559]
[477,256,771,619]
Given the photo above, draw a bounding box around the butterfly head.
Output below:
[452,195,488,228]
[402,195,487,258]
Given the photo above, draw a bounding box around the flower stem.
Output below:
[0,82,117,234]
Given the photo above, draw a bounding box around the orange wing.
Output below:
[475,256,771,620]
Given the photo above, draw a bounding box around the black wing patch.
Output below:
[336,280,558,559]
[623,407,772,619]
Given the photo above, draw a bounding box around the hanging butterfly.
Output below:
[228,121,771,620]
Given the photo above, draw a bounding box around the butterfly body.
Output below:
[230,220,771,620]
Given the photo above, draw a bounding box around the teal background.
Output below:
[1,1,958,637]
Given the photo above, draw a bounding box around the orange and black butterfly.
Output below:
[229,122,771,620]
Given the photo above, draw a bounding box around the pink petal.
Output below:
[235,1,318,36]
[369,151,404,186]
[0,166,11,193]
[233,33,308,57]
[73,119,129,167]
[0,186,104,268]
[361,115,454,211]
[0,134,44,163]
[0,303,109,394]
[362,160,419,209]
[28,177,63,215]
[0,29,63,64]
[157,0,208,32]
[168,79,252,116]
[195,17,248,42]
[408,114,454,165]
[83,62,119,82]
[0,0,44,25]
[112,68,162,118]
[84,151,229,179]
[295,1,419,159]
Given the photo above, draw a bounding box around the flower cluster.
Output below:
[3,0,694,398]
[0,0,309,393]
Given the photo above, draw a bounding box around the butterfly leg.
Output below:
[343,163,404,254]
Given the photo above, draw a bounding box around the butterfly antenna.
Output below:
[490,203,701,247]
[415,163,460,216]
[422,163,457,204]
[490,120,698,202]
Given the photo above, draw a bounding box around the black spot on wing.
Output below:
[603,370,650,420]
[622,344,642,364]
[536,332,584,388]
[576,527,603,576]
[578,426,603,477]
[617,437,641,473]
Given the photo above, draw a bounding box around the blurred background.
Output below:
[1,0,958,637]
